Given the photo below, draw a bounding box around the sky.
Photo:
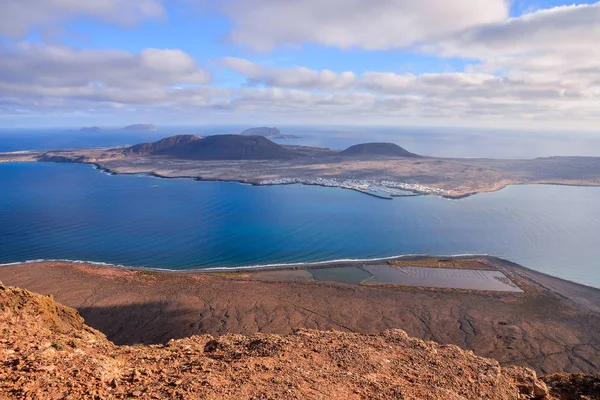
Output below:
[0,0,599,129]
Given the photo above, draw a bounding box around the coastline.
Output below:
[3,149,599,200]
[13,159,595,200]
[92,163,402,199]
[90,163,428,199]
[87,161,600,200]
[3,253,599,297]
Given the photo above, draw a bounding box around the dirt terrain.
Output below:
[1,257,599,376]
[2,142,600,198]
[4,278,600,399]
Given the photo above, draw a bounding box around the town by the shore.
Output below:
[2,134,600,199]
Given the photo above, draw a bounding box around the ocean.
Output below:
[1,126,600,287]
[1,161,600,288]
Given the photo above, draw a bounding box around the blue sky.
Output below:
[1,0,599,129]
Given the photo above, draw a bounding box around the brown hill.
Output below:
[3,280,596,399]
[340,142,420,158]
[154,134,294,160]
[122,134,202,155]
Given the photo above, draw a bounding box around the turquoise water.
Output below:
[1,162,600,288]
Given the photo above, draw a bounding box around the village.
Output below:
[258,177,453,198]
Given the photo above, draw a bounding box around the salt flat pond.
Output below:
[1,162,600,288]
[252,265,522,292]
[363,265,521,291]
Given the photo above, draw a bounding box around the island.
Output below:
[240,126,301,139]
[77,124,158,132]
[78,126,104,132]
[1,133,600,199]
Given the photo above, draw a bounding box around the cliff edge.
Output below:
[1,280,596,399]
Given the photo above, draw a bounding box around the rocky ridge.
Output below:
[122,134,294,160]
[2,280,597,399]
[122,134,202,155]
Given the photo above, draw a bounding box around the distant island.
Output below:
[78,126,104,132]
[240,126,301,139]
[2,133,600,199]
[78,124,158,132]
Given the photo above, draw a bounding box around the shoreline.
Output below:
[46,159,600,199]
[8,157,600,201]
[3,253,600,294]
[3,154,600,199]
[92,163,402,199]
[38,160,600,200]
[85,161,600,199]
[90,163,426,200]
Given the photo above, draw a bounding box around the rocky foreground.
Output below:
[1,280,599,399]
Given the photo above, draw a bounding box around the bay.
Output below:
[1,162,599,288]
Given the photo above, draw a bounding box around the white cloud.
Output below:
[431,3,600,82]
[0,43,211,90]
[2,1,599,129]
[209,2,600,127]
[212,55,600,126]
[436,3,600,58]
[220,57,589,101]
[214,0,509,51]
[2,42,597,127]
[0,0,165,37]
[220,57,357,90]
[0,42,216,115]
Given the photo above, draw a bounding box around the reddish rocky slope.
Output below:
[2,280,598,399]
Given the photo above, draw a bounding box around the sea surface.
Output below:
[1,162,600,288]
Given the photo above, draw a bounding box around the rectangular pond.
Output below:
[309,266,374,285]
[362,265,522,292]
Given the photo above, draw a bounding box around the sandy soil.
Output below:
[3,280,567,399]
[1,256,599,375]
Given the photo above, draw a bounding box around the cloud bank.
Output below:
[219,0,509,51]
[0,0,165,37]
[1,0,599,128]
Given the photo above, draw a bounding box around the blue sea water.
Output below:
[1,162,600,288]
